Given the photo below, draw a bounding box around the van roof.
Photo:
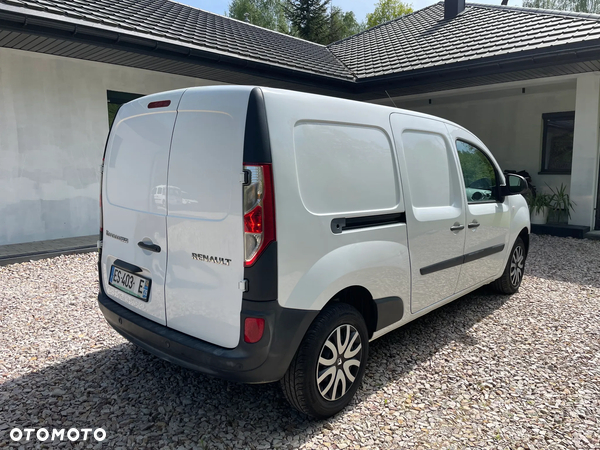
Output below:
[127,85,476,144]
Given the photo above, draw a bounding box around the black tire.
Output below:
[493,237,526,294]
[281,303,369,419]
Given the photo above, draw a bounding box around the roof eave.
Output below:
[354,40,600,96]
[0,5,356,88]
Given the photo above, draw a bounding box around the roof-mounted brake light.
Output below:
[148,100,171,109]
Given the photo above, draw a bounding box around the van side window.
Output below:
[401,131,455,208]
[456,140,498,203]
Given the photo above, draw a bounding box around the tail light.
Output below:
[243,164,275,267]
[244,317,265,343]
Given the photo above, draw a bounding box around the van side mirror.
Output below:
[505,173,529,194]
[499,173,529,201]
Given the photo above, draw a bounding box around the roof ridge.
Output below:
[327,2,444,47]
[165,0,328,47]
[466,1,600,21]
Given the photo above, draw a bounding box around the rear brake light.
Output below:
[244,317,265,343]
[148,100,171,109]
[244,205,263,234]
[243,164,275,267]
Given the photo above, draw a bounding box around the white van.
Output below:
[98,86,530,418]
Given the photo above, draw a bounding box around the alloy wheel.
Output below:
[510,245,524,287]
[316,324,362,401]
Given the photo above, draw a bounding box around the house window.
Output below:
[107,90,144,128]
[541,111,575,174]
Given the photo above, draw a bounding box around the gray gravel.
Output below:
[0,234,599,449]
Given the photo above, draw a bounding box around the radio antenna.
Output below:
[385,90,397,108]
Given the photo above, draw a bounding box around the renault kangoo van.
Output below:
[98,86,530,418]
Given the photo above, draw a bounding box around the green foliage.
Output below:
[457,147,495,188]
[526,192,552,214]
[284,0,330,44]
[229,0,289,33]
[522,0,563,8]
[547,183,576,222]
[328,7,364,42]
[228,0,364,43]
[107,103,120,129]
[522,0,600,13]
[366,0,413,28]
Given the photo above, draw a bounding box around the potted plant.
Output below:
[547,183,576,224]
[527,192,552,224]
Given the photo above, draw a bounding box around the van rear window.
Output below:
[106,112,175,213]
[294,122,399,215]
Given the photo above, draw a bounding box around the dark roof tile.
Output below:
[2,0,600,81]
[0,0,352,79]
[328,2,600,78]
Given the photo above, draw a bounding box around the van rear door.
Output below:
[101,90,184,325]
[165,86,252,349]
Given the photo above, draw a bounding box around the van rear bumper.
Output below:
[97,292,318,384]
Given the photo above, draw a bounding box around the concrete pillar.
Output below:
[570,73,600,228]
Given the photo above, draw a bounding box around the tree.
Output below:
[366,0,413,28]
[522,0,600,13]
[228,0,289,33]
[522,0,564,8]
[285,0,330,44]
[328,7,363,43]
[231,0,364,44]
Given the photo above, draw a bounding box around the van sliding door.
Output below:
[390,113,467,314]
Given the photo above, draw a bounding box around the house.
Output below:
[1,0,599,245]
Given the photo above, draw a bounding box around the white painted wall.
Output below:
[396,84,577,200]
[1,48,596,245]
[570,74,600,228]
[0,47,222,245]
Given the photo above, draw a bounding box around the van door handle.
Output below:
[450,223,465,232]
[468,221,481,229]
[138,241,161,253]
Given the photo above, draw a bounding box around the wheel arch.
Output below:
[518,227,530,256]
[281,241,410,322]
[326,286,378,339]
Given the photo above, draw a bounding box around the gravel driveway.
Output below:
[1,235,598,449]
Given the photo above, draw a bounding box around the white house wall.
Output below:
[397,84,577,199]
[0,47,222,246]
[570,74,600,228]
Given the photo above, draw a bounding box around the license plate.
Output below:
[109,265,151,301]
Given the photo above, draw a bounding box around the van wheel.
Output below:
[493,237,526,294]
[281,303,369,419]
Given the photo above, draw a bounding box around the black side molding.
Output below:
[463,243,505,264]
[420,255,464,276]
[420,243,505,276]
[113,259,143,274]
[331,213,406,234]
[374,296,404,331]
